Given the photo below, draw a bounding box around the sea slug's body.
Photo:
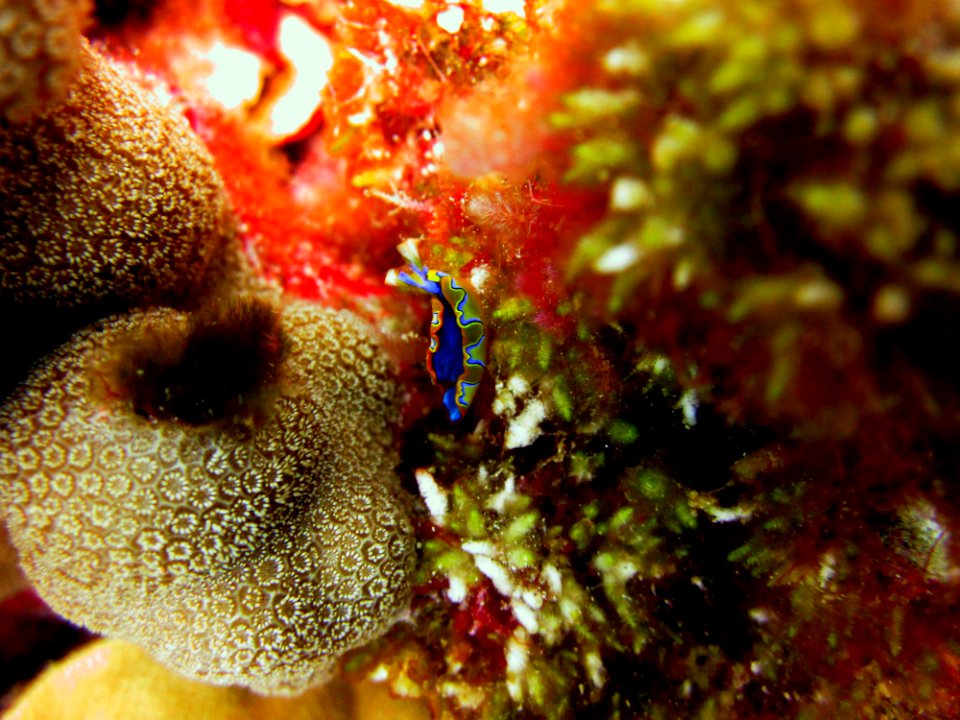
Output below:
[387,240,487,422]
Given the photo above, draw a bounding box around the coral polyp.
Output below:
[0,299,414,694]
[0,0,91,122]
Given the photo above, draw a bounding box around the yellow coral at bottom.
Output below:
[6,639,431,720]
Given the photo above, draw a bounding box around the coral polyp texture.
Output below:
[0,0,91,122]
[0,40,233,309]
[0,299,415,694]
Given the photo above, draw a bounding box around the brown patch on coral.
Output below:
[112,295,286,425]
[0,523,26,602]
[0,301,415,694]
[0,40,234,310]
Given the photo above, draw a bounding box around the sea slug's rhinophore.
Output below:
[386,239,487,422]
[0,297,415,695]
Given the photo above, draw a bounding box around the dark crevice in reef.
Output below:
[1,302,117,404]
[609,358,773,493]
[92,0,159,28]
[586,520,757,718]
[510,433,558,477]
[119,296,287,425]
[0,592,94,711]
[876,289,960,386]
[724,109,849,264]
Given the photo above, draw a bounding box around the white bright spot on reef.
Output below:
[609,176,652,211]
[505,629,530,702]
[594,242,640,273]
[507,374,529,395]
[446,575,468,603]
[584,649,607,689]
[385,0,426,8]
[437,4,465,33]
[198,41,264,110]
[462,540,496,557]
[818,551,837,589]
[415,468,448,525]
[541,564,562,595]
[486,474,518,514]
[469,264,489,291]
[678,388,699,427]
[510,596,539,634]
[521,588,543,610]
[898,499,956,581]
[603,41,649,76]
[474,555,514,595]
[267,14,333,140]
[705,505,754,523]
[148,82,175,109]
[482,0,525,17]
[504,398,547,450]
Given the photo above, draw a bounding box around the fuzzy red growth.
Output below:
[515,460,568,499]
[193,107,399,304]
[91,1,384,303]
[437,55,577,182]
[457,177,607,332]
[935,647,960,713]
[449,582,517,682]
[786,600,960,717]
[96,0,459,305]
[222,0,280,61]
[95,0,231,75]
[435,0,618,183]
[732,430,960,715]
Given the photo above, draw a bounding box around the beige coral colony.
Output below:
[0,0,416,697]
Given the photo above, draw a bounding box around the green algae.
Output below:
[370,0,960,716]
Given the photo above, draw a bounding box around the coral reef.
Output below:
[0,0,92,122]
[0,40,233,310]
[0,298,415,694]
[3,0,960,717]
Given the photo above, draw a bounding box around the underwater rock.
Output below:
[0,298,415,694]
[0,40,233,310]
